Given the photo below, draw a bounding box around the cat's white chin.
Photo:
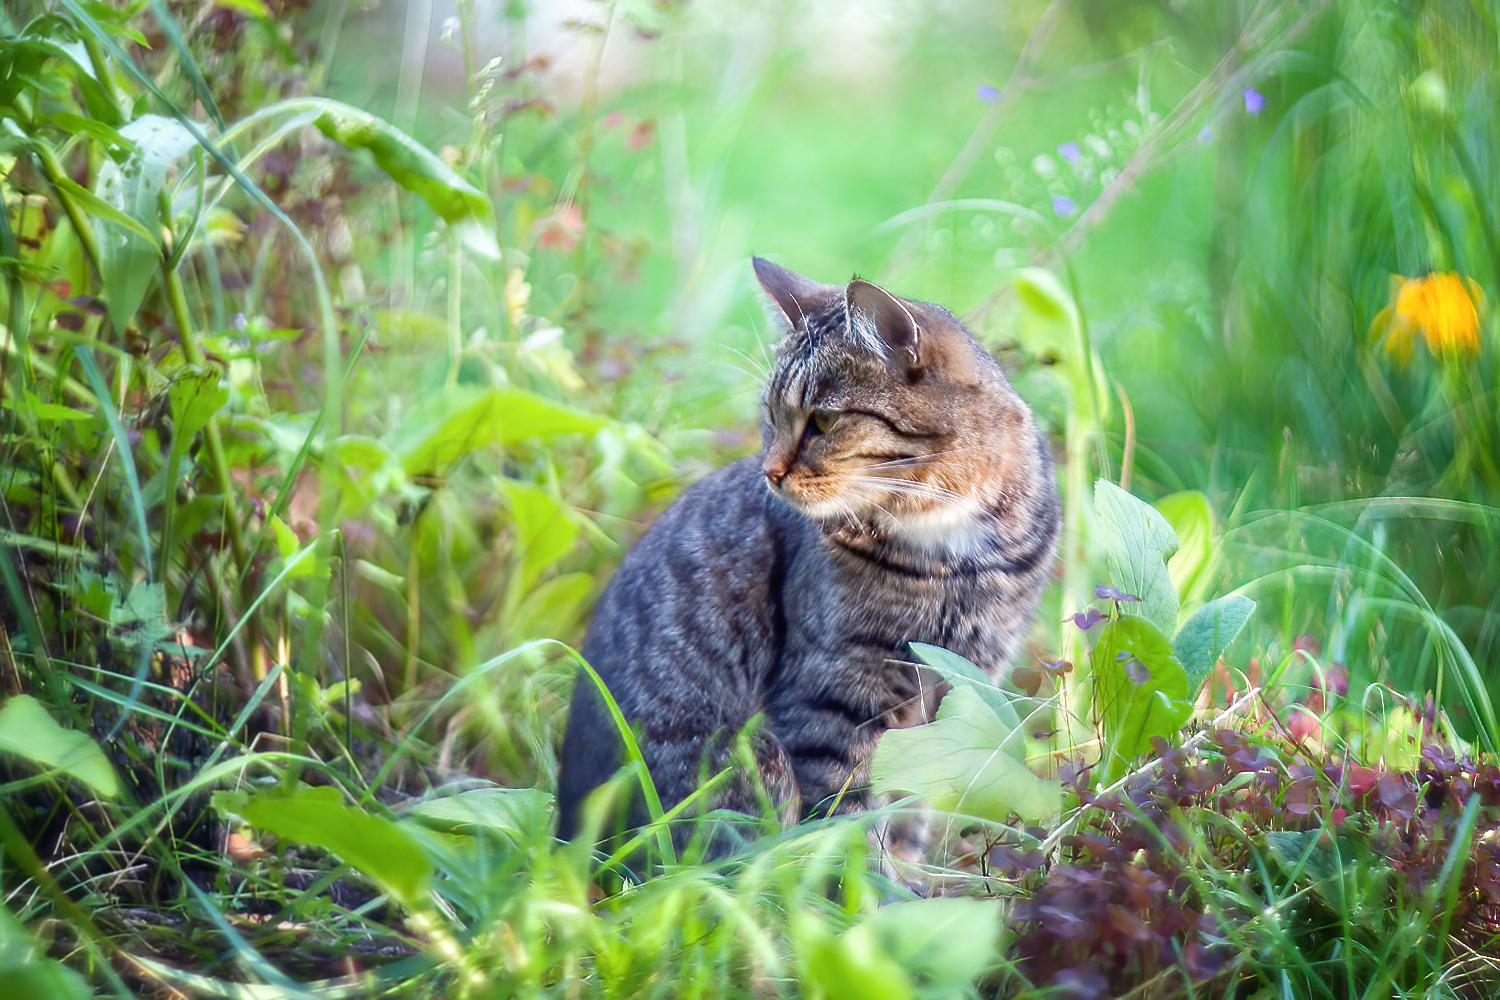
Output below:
[779,494,853,522]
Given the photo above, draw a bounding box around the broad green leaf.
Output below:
[870,686,1061,823]
[0,960,92,1000]
[111,581,174,648]
[908,641,1020,732]
[41,110,133,150]
[406,787,553,837]
[0,694,119,797]
[1173,595,1255,690]
[800,920,913,1000]
[1094,479,1179,635]
[860,897,1004,999]
[268,515,299,558]
[308,100,498,257]
[1155,490,1216,614]
[512,571,593,640]
[3,391,93,422]
[1263,827,1387,911]
[51,174,159,245]
[168,366,229,442]
[333,434,397,469]
[1012,266,1078,327]
[0,35,123,124]
[95,114,196,330]
[389,386,608,475]
[1090,615,1193,782]
[214,785,431,907]
[500,480,579,588]
[74,568,117,620]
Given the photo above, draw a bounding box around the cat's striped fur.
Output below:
[556,258,1061,845]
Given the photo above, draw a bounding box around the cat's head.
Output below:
[752,257,1040,552]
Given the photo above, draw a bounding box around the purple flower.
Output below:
[1051,194,1076,217]
[1094,584,1140,602]
[977,85,1000,103]
[1242,87,1265,114]
[1070,608,1103,630]
[1197,126,1213,144]
[1057,141,1081,163]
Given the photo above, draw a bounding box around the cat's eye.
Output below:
[810,410,840,435]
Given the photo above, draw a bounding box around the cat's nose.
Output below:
[763,460,789,486]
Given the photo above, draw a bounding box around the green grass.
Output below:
[4,0,1500,996]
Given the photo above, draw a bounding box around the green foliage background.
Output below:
[4,0,1500,995]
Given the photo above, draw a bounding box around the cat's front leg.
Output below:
[764,680,884,819]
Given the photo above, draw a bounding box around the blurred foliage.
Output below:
[3,0,1500,995]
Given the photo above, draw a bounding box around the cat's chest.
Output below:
[786,540,1009,669]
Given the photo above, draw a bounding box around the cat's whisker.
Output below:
[861,478,995,516]
[832,495,861,531]
[858,448,973,471]
[718,343,769,379]
[843,475,988,517]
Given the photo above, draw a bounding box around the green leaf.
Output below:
[268,514,299,558]
[2,391,93,422]
[511,571,592,640]
[870,686,1061,823]
[501,480,579,589]
[406,787,554,837]
[1090,616,1193,782]
[800,920,913,1000]
[333,434,396,469]
[0,694,119,797]
[111,580,174,649]
[265,516,318,579]
[1173,595,1255,690]
[0,960,92,1000]
[907,641,1020,732]
[389,386,608,476]
[95,114,196,330]
[168,365,229,442]
[1012,266,1078,326]
[1094,479,1179,635]
[0,35,123,125]
[214,785,432,907]
[1263,827,1386,911]
[860,897,1003,999]
[308,100,498,257]
[1154,490,1217,614]
[42,109,134,150]
[51,174,159,245]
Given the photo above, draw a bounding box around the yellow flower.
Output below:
[1372,272,1483,364]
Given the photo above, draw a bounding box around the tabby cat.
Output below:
[556,258,1061,847]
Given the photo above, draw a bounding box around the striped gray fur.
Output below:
[556,258,1061,847]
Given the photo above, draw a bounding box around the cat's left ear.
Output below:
[846,279,923,374]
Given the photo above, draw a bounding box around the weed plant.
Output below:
[3,0,1500,997]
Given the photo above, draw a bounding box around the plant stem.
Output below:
[446,231,463,388]
[163,260,248,570]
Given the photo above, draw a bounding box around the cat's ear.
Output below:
[753,257,826,329]
[846,278,923,373]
